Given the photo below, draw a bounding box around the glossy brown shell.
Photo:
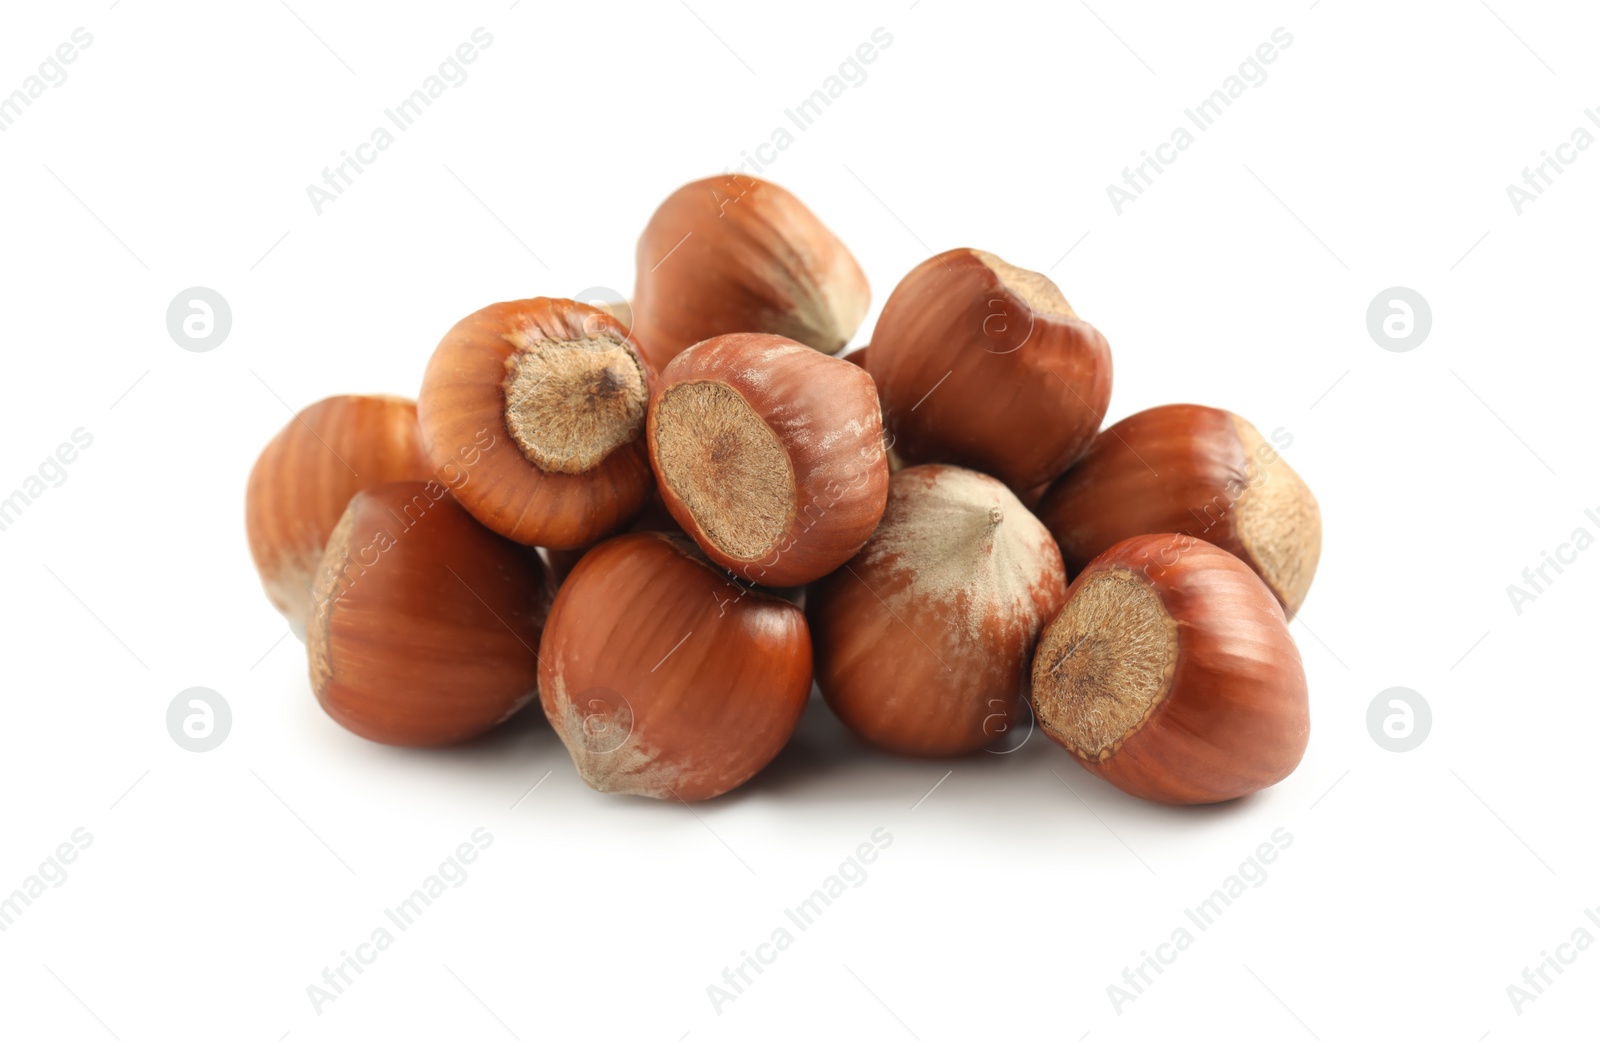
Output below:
[809,465,1068,756]
[417,297,657,550]
[1036,403,1320,613]
[648,333,889,587]
[538,532,812,801]
[630,174,870,370]
[309,482,551,747]
[245,395,433,637]
[1035,534,1309,804]
[867,248,1112,490]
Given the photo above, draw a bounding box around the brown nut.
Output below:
[648,333,889,587]
[418,297,657,550]
[1037,404,1320,614]
[246,394,433,638]
[1031,534,1309,805]
[809,465,1068,756]
[309,481,551,746]
[539,532,812,801]
[630,174,870,370]
[866,248,1112,491]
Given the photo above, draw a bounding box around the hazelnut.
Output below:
[866,248,1113,491]
[246,394,433,638]
[418,297,656,550]
[309,481,551,746]
[630,174,870,369]
[648,333,889,587]
[1037,404,1321,614]
[1031,534,1309,804]
[809,465,1068,756]
[539,532,812,801]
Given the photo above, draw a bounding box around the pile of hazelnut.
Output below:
[247,174,1322,807]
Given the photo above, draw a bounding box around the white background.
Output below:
[1,0,1596,1037]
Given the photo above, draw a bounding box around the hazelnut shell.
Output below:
[1037,404,1321,614]
[809,465,1068,756]
[246,394,433,638]
[1031,534,1309,804]
[630,174,870,369]
[309,481,551,747]
[538,532,812,801]
[647,333,889,587]
[418,297,657,550]
[866,248,1112,491]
